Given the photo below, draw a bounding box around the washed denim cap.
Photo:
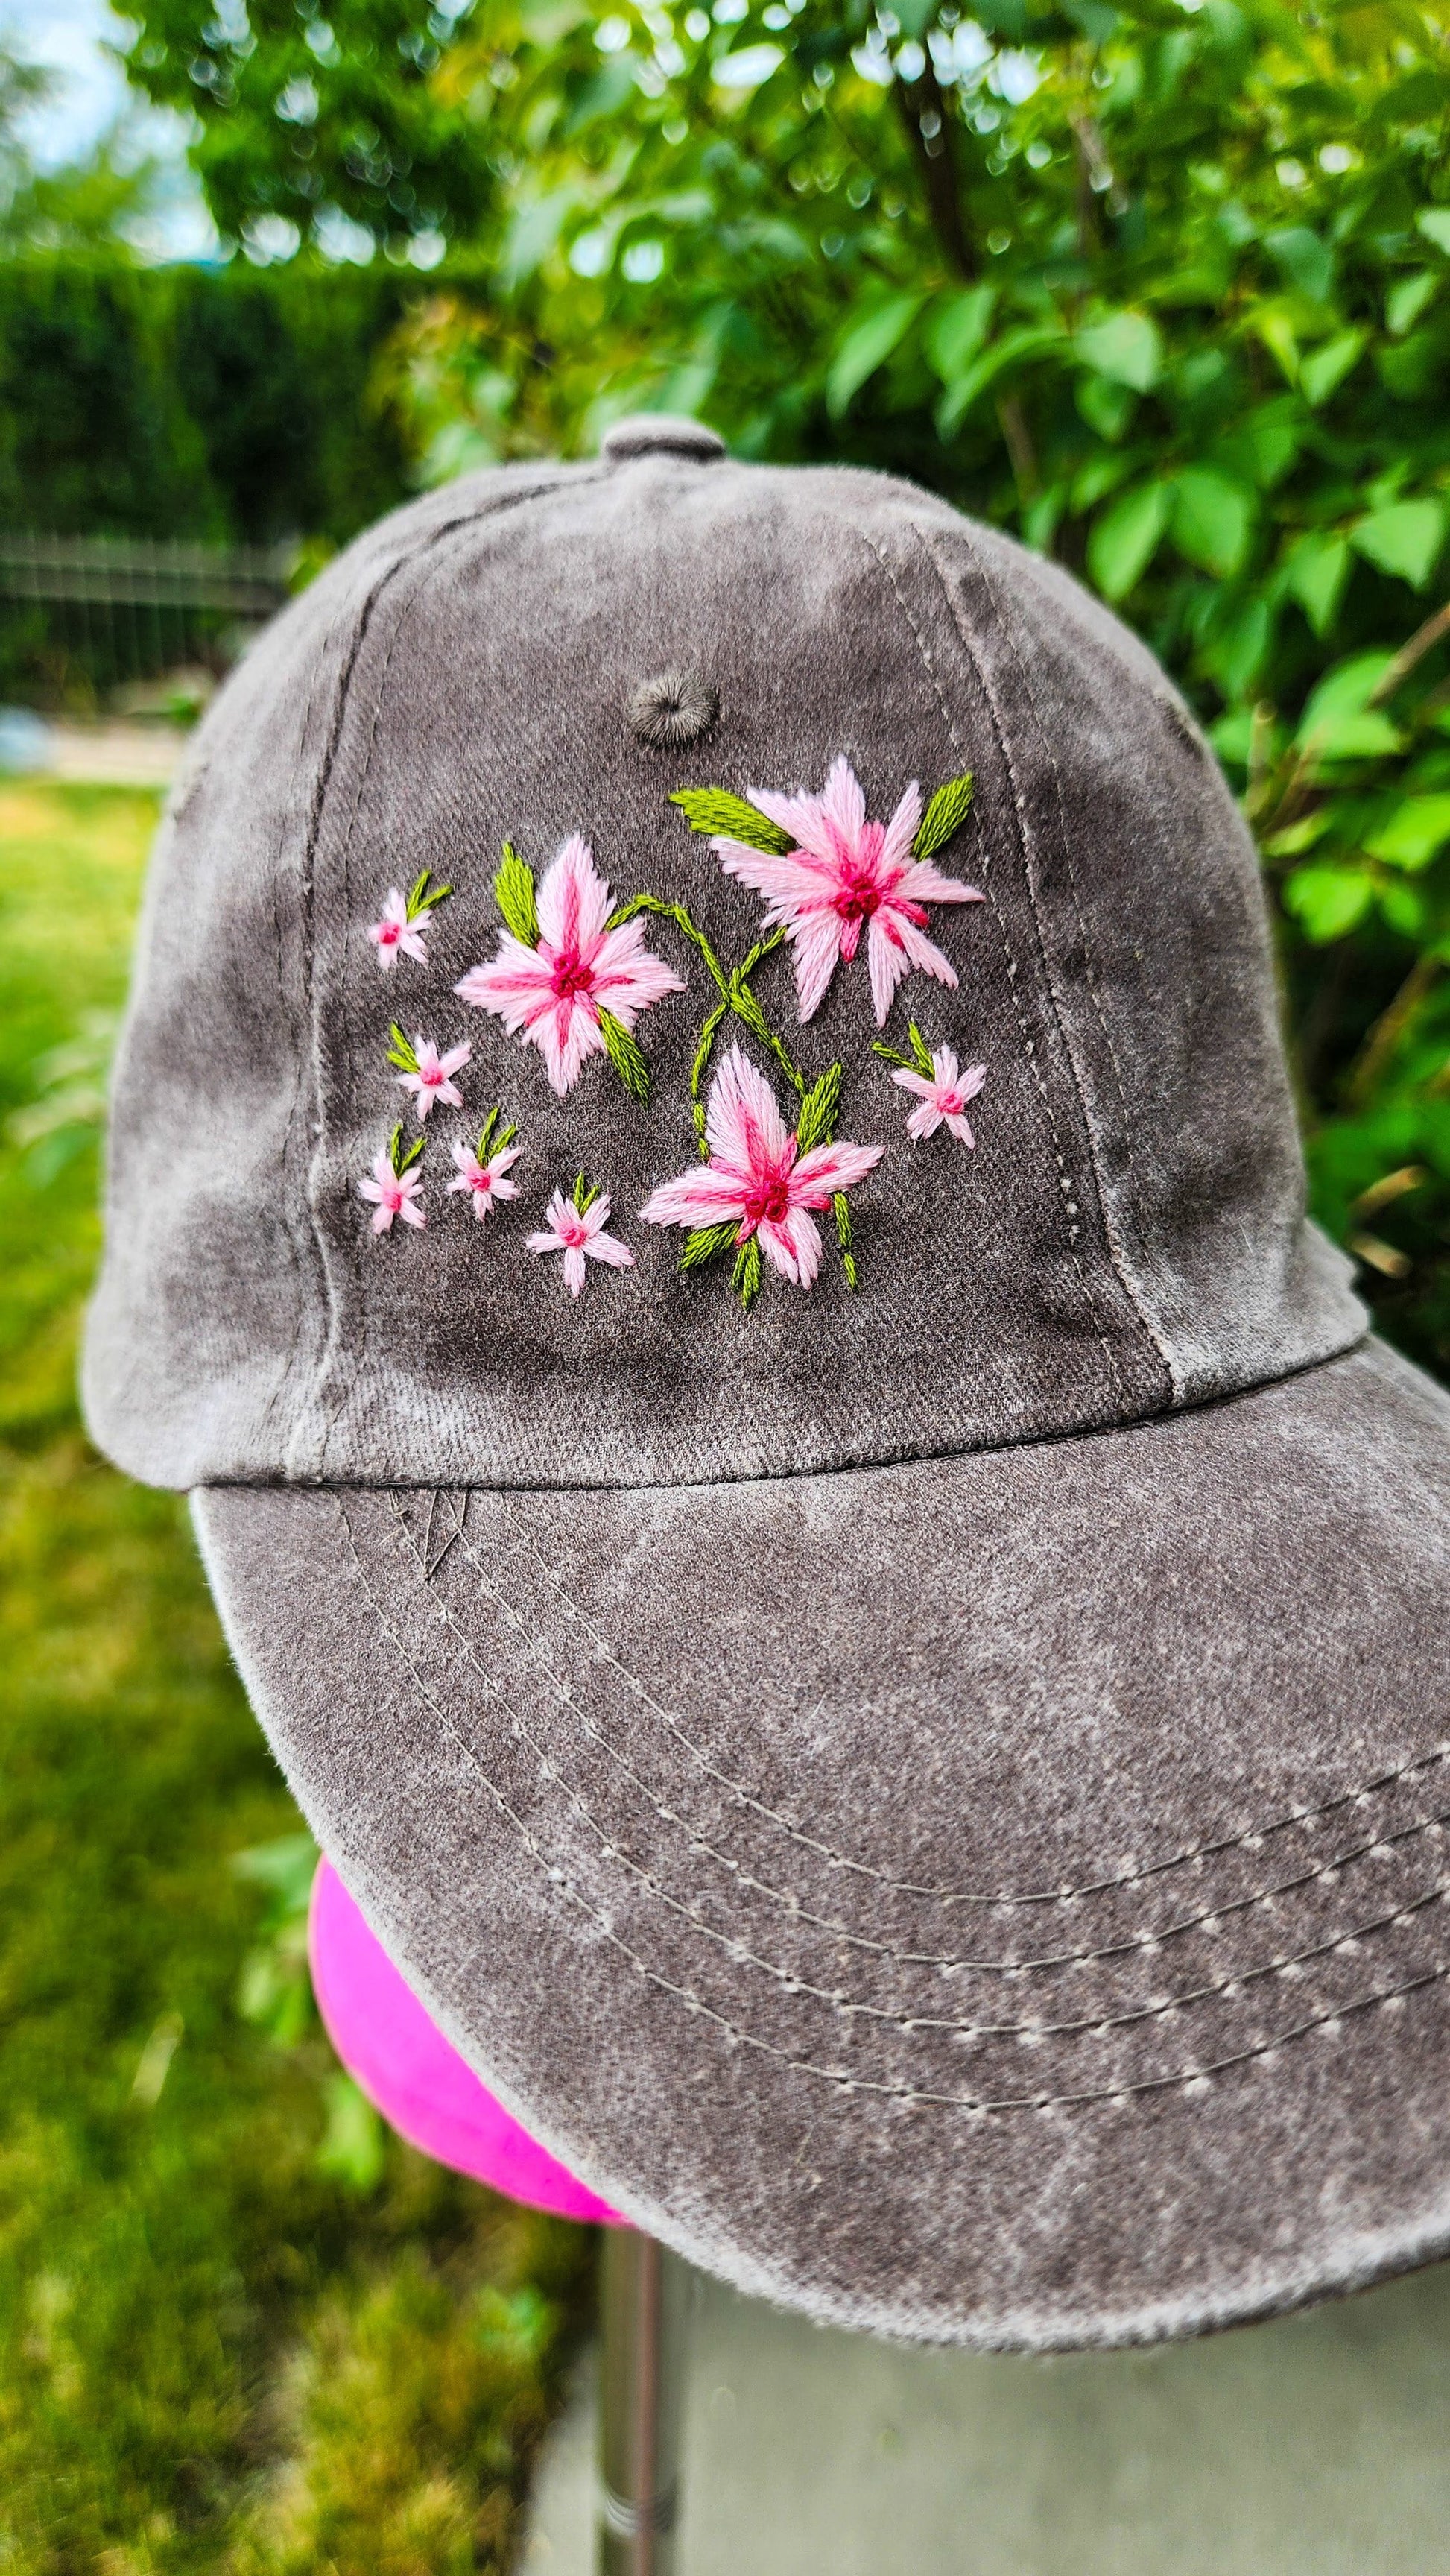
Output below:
[84,416,1450,2349]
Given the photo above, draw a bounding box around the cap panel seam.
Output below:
[938,525,1183,1401]
[909,516,1178,1409]
[852,517,1132,1413]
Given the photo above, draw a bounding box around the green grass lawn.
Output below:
[0,785,592,2575]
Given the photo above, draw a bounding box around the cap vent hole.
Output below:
[627,670,718,750]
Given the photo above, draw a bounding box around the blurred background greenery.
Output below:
[2,0,1450,2564]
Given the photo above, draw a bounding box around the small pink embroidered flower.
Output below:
[367,869,451,970]
[642,1043,883,1290]
[387,1025,472,1122]
[358,1126,425,1234]
[528,1175,634,1297]
[893,1044,987,1146]
[455,836,685,1098]
[714,756,983,1028]
[446,1109,521,1221]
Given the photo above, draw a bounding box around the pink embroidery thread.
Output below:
[446,1106,521,1220]
[876,1028,987,1146]
[528,1174,635,1298]
[368,869,452,970]
[386,1025,472,1122]
[642,1043,882,1300]
[359,1124,425,1234]
[706,756,984,1028]
[455,836,684,1099]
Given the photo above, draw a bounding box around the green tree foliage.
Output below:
[87,0,1450,1371]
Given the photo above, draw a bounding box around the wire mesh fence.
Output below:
[0,531,297,706]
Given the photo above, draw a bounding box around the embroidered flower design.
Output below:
[695,757,983,1029]
[368,869,452,971]
[876,1026,987,1146]
[387,1025,472,1123]
[528,1174,635,1297]
[455,836,685,1099]
[642,1043,882,1295]
[359,1125,425,1234]
[446,1108,521,1221]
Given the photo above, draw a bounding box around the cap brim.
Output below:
[194,1337,1450,2350]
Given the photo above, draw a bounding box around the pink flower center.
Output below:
[550,949,594,1003]
[472,1170,493,1193]
[743,1161,794,1229]
[939,1089,964,1114]
[377,920,400,947]
[420,1062,443,1087]
[559,1213,589,1248]
[382,1181,403,1210]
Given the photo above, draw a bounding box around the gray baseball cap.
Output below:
[84,417,1450,2349]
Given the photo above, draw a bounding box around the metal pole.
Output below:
[597,2231,686,2576]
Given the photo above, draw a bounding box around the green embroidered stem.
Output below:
[732,1234,763,1310]
[914,773,975,859]
[690,1000,728,1153]
[384,1021,420,1075]
[833,1193,857,1291]
[610,897,803,1124]
[572,1170,602,1216]
[668,787,791,855]
[406,867,452,921]
[494,842,539,947]
[387,1121,423,1179]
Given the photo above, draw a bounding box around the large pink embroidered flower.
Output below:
[369,887,431,970]
[528,1185,634,1298]
[893,1045,987,1146]
[455,837,685,1097]
[642,1044,883,1289]
[358,1151,425,1234]
[446,1136,521,1219]
[396,1035,471,1122]
[715,756,984,1028]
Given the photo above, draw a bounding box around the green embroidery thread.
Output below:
[572,1169,602,1216]
[872,1021,938,1082]
[384,1022,421,1075]
[405,867,453,921]
[668,787,791,855]
[913,772,975,860]
[473,1105,518,1161]
[386,1121,424,1178]
[493,842,539,947]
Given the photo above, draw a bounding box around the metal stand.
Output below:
[597,2232,686,2575]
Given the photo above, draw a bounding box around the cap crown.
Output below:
[84,427,1362,1489]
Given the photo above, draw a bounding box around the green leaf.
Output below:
[494,843,539,946]
[1264,225,1335,306]
[1283,865,1375,943]
[598,1006,650,1099]
[826,292,925,421]
[908,1021,936,1078]
[1387,273,1438,338]
[1351,499,1446,590]
[1415,208,1450,256]
[680,1220,739,1270]
[316,2073,385,2195]
[1298,329,1365,408]
[1171,467,1255,578]
[1075,308,1163,393]
[1087,482,1172,602]
[1364,795,1450,873]
[914,773,975,860]
[1285,534,1351,638]
[384,1021,419,1073]
[795,1061,842,1155]
[669,788,790,854]
[925,285,996,386]
[733,1233,762,1310]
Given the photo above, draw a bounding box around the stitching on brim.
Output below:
[928,524,1179,1400]
[333,1493,1450,2116]
[386,1494,1450,2029]
[487,1488,1449,1915]
[852,517,1130,1412]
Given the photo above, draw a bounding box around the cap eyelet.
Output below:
[627,669,719,750]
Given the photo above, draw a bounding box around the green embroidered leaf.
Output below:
[598,1006,650,1101]
[833,1191,857,1289]
[680,1220,739,1271]
[795,1061,842,1155]
[734,1233,763,1310]
[914,774,975,860]
[670,788,792,856]
[384,1021,420,1073]
[405,868,452,921]
[572,1170,601,1214]
[386,1121,423,1177]
[908,1021,936,1078]
[727,967,774,1048]
[495,842,539,946]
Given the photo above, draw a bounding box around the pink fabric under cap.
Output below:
[308,1857,624,2225]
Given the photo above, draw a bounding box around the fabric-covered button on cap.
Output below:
[601,414,726,464]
